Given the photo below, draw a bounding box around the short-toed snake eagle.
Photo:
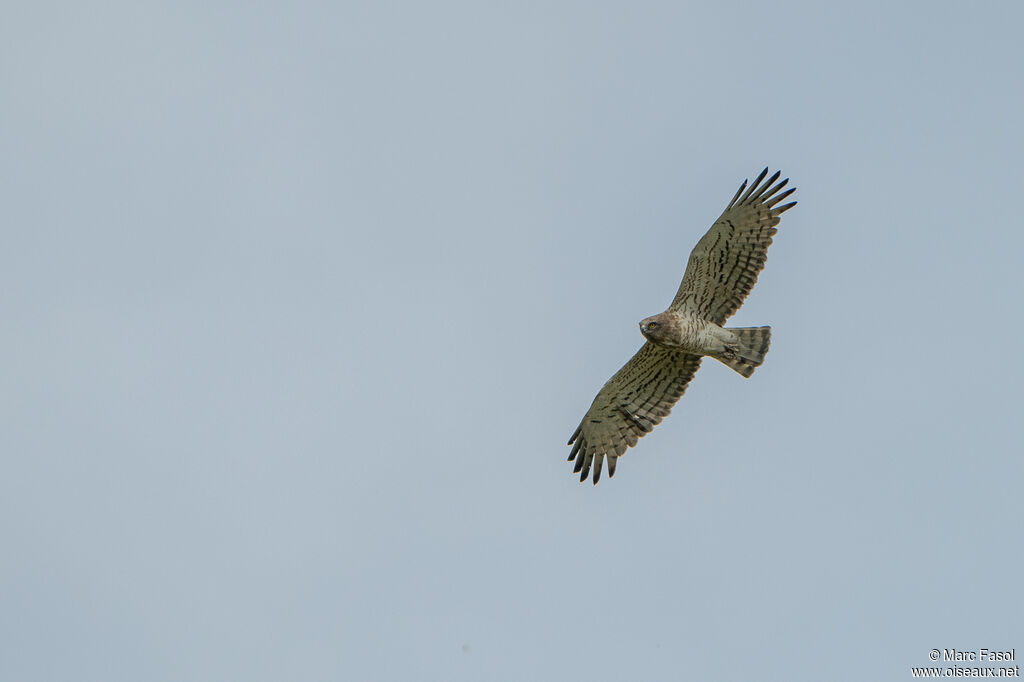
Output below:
[568,168,797,483]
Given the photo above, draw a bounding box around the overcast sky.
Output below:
[3,2,1022,681]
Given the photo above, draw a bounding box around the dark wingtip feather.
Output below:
[568,437,582,461]
[738,167,770,203]
[776,201,798,214]
[759,177,788,203]
[726,178,748,209]
[750,171,784,202]
[766,187,796,209]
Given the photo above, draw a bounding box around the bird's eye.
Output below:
[648,321,658,329]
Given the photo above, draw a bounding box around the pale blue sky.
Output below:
[2,2,1022,680]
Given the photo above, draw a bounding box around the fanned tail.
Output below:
[717,326,771,378]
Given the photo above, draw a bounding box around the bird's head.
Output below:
[639,313,675,345]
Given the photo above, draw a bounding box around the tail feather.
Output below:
[718,326,771,378]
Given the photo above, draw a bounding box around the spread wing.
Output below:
[670,168,797,324]
[568,343,703,484]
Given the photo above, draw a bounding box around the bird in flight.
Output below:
[567,168,797,484]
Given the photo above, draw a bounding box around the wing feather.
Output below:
[567,343,702,484]
[670,168,796,324]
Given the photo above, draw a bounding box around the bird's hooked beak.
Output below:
[639,317,663,338]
